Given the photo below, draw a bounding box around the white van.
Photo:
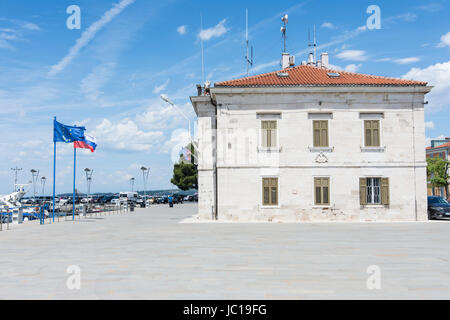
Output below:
[119,192,138,203]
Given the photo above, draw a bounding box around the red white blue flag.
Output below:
[74,134,97,152]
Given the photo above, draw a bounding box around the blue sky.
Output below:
[0,0,449,195]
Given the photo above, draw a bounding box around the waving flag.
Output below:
[74,134,97,152]
[54,119,86,143]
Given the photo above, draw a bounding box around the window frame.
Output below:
[259,119,279,151]
[312,120,329,148]
[261,176,279,207]
[313,177,331,206]
[366,177,381,205]
[363,119,381,148]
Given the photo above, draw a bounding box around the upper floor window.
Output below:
[364,120,380,147]
[313,120,329,147]
[261,120,277,148]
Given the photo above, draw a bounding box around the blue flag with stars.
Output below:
[53,119,86,143]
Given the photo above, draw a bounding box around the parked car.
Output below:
[427,196,450,219]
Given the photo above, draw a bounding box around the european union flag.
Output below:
[53,119,86,143]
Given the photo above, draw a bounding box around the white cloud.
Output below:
[403,61,450,112]
[321,22,335,29]
[22,22,40,31]
[91,119,164,152]
[418,3,443,12]
[153,79,170,94]
[425,121,435,129]
[393,57,420,64]
[80,62,116,103]
[336,50,367,61]
[344,64,362,73]
[177,25,187,35]
[49,0,135,76]
[198,19,228,41]
[437,31,450,48]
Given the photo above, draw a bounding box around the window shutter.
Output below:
[360,178,367,205]
[321,121,329,147]
[373,121,380,147]
[262,127,268,148]
[381,178,390,205]
[270,127,277,148]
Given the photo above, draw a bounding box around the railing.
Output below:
[0,202,135,231]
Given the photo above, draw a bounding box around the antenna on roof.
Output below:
[308,25,317,63]
[281,14,288,53]
[200,13,205,84]
[245,8,254,76]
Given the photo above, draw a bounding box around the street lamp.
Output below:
[30,169,39,203]
[84,168,93,203]
[140,166,149,206]
[130,177,135,192]
[160,94,192,142]
[40,177,46,198]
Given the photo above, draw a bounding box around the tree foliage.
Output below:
[427,157,449,196]
[171,162,198,191]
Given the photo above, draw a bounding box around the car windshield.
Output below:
[429,197,448,204]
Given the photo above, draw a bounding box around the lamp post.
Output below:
[160,94,192,142]
[84,168,93,203]
[30,169,39,203]
[130,177,135,192]
[41,177,46,198]
[140,166,149,207]
[11,167,22,192]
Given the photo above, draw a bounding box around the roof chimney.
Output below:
[320,53,329,68]
[281,52,290,69]
[307,53,314,65]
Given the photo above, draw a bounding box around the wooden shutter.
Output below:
[313,121,320,147]
[322,178,329,204]
[261,121,268,148]
[314,178,321,205]
[321,121,329,147]
[262,178,269,205]
[270,121,277,148]
[381,177,389,205]
[364,120,372,146]
[360,178,367,205]
[372,120,380,147]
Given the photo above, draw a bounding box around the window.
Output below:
[262,178,278,206]
[314,177,330,205]
[313,120,329,147]
[360,177,389,205]
[364,120,380,147]
[261,120,277,148]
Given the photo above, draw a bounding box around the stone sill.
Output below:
[309,147,334,153]
[260,205,281,209]
[257,146,282,153]
[361,146,386,152]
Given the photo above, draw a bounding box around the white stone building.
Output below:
[190,55,432,221]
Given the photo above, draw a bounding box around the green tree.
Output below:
[171,161,198,191]
[427,157,449,197]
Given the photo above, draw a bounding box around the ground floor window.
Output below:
[360,177,389,205]
[262,178,278,206]
[314,177,330,205]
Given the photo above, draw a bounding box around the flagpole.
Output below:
[52,117,56,223]
[73,146,76,221]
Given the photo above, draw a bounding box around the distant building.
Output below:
[191,52,432,222]
[426,137,450,198]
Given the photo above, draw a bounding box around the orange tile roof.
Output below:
[427,142,450,150]
[215,65,427,87]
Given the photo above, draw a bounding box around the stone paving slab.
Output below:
[0,203,449,299]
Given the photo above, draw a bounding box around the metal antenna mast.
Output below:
[308,25,317,62]
[200,13,205,84]
[281,14,288,53]
[245,9,253,76]
[11,166,22,192]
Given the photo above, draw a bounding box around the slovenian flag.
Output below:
[74,134,97,152]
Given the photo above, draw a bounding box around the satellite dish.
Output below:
[281,14,288,23]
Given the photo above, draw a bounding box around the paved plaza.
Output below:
[0,203,449,299]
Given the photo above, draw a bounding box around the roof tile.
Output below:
[215,65,427,87]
